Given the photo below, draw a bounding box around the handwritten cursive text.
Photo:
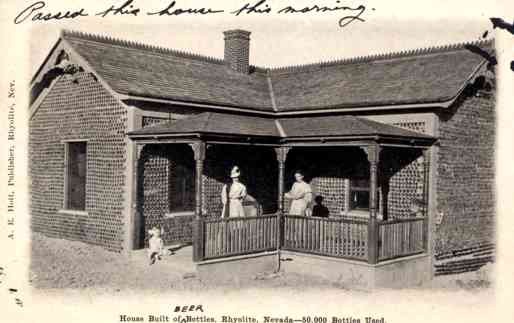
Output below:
[277,2,368,27]
[231,0,272,16]
[14,1,88,24]
[96,0,140,18]
[148,1,224,16]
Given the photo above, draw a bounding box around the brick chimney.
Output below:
[223,29,251,74]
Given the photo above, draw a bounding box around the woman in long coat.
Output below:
[221,166,247,218]
[285,170,313,216]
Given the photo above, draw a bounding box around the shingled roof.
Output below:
[40,30,492,113]
[278,115,434,139]
[129,112,279,137]
[62,31,274,112]
[129,112,434,143]
[269,45,491,111]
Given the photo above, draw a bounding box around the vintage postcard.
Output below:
[1,0,513,322]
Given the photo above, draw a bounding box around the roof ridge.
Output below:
[274,119,286,137]
[269,38,494,74]
[266,71,278,112]
[61,29,226,66]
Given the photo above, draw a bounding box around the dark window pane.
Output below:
[351,190,370,210]
[350,177,377,210]
[170,162,195,212]
[67,142,87,210]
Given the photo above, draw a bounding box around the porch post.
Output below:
[364,144,381,264]
[275,146,290,249]
[422,148,431,252]
[275,147,290,213]
[189,142,206,262]
[128,142,145,252]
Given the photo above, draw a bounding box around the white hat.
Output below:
[230,166,241,178]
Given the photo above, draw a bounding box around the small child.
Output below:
[311,195,329,218]
[148,226,164,265]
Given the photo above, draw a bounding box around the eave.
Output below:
[122,94,457,118]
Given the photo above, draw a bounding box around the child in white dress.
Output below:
[148,226,164,265]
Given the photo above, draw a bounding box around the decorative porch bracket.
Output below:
[189,142,206,262]
[363,144,382,264]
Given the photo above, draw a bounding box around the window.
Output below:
[169,162,195,213]
[349,177,379,211]
[65,142,87,210]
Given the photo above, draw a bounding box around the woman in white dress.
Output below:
[221,166,247,218]
[285,170,313,216]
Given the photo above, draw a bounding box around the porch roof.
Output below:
[277,116,433,139]
[128,112,436,145]
[129,112,280,138]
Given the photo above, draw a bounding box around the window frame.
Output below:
[348,176,380,212]
[63,140,88,212]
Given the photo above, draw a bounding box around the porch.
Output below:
[128,112,436,288]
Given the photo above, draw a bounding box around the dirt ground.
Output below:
[29,232,494,293]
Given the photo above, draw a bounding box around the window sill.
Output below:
[58,209,88,216]
[164,211,195,218]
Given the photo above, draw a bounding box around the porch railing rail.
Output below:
[197,214,427,263]
[378,216,426,261]
[282,215,369,261]
[202,215,278,260]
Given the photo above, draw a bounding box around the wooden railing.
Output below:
[378,217,426,261]
[202,215,278,260]
[283,215,369,261]
[197,214,427,263]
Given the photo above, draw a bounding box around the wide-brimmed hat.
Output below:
[230,166,241,178]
